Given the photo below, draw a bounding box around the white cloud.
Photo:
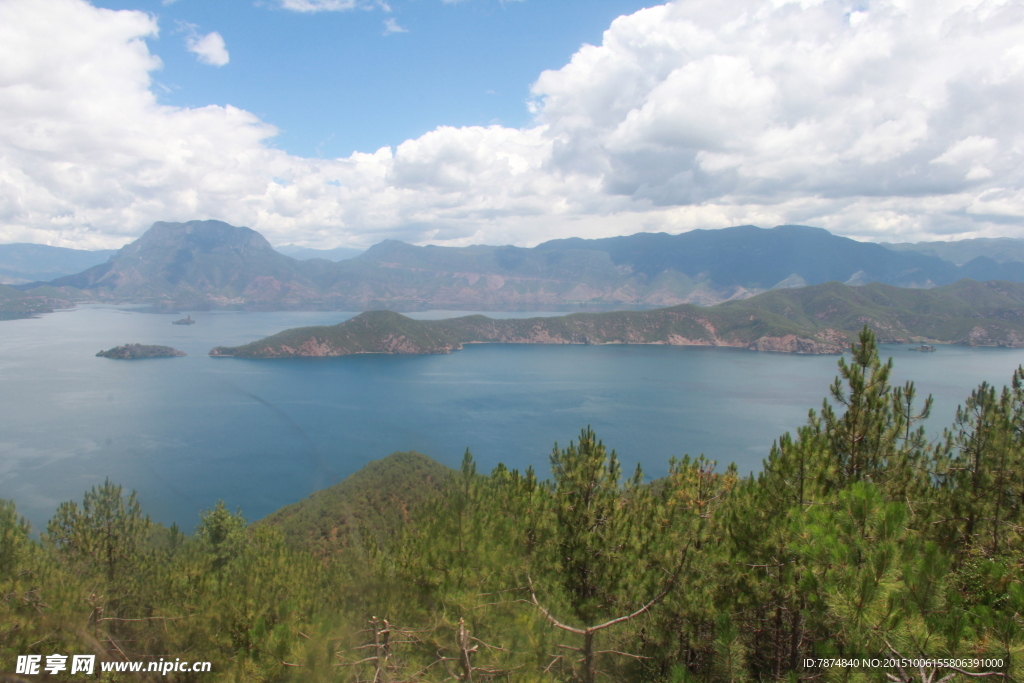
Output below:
[275,0,380,11]
[382,17,408,34]
[1,0,1023,250]
[185,30,229,67]
[525,0,1024,240]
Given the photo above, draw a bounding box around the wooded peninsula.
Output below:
[209,280,1024,358]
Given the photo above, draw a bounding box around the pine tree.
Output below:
[934,377,1023,559]
[531,427,684,683]
[820,327,931,492]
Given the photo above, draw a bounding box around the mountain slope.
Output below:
[209,279,1024,358]
[256,451,452,556]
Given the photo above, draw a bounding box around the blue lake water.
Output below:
[3,305,1024,532]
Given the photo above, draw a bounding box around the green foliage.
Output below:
[0,500,94,670]
[796,482,914,654]
[45,478,150,585]
[819,327,931,494]
[934,370,1024,559]
[547,428,644,623]
[196,500,247,569]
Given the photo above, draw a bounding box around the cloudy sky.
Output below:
[1,0,1023,250]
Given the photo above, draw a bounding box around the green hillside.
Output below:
[255,451,452,556]
[716,279,1024,343]
[210,309,465,357]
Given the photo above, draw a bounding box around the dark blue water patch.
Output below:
[2,306,1024,532]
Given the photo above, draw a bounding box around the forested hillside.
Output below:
[3,329,1022,682]
[0,283,80,320]
[256,451,452,556]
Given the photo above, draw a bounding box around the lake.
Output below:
[3,305,1024,532]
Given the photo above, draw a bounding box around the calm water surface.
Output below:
[3,305,1024,531]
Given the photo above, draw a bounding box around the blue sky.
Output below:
[92,0,654,158]
[1,0,1022,250]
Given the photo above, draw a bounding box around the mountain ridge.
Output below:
[883,237,1024,266]
[0,243,115,284]
[18,220,1024,312]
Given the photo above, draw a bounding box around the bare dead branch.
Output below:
[476,587,528,596]
[27,631,57,648]
[945,670,1006,679]
[106,636,130,662]
[469,637,515,653]
[883,639,1006,682]
[593,649,651,660]
[473,599,529,608]
[96,616,185,622]
[542,655,564,674]
[336,657,380,667]
[527,576,586,635]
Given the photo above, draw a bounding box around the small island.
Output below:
[96,343,186,359]
[172,315,196,325]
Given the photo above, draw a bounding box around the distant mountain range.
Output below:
[10,220,1024,312]
[209,279,1024,358]
[274,244,364,262]
[0,243,115,284]
[0,239,360,286]
[882,237,1024,266]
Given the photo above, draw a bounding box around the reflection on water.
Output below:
[2,305,1024,531]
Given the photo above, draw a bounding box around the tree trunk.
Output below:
[582,630,596,683]
[458,618,474,682]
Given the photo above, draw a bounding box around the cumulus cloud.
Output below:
[184,30,229,67]
[275,0,384,11]
[1,0,1023,250]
